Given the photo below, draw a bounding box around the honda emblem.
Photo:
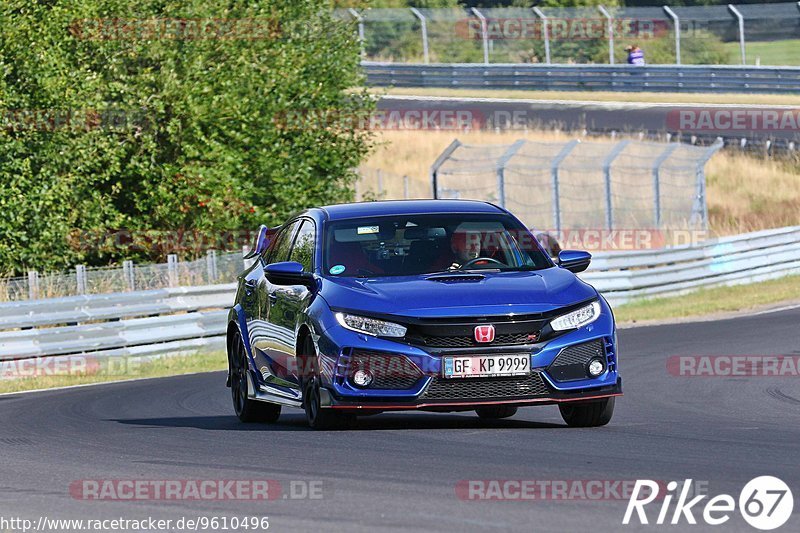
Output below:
[474,325,495,343]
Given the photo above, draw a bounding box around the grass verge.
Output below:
[0,351,226,394]
[375,87,800,106]
[614,274,800,324]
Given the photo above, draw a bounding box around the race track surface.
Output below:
[1,307,799,532]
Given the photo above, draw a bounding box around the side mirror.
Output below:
[244,225,270,259]
[265,261,315,288]
[558,250,591,274]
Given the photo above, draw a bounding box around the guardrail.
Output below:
[364,62,800,94]
[1,226,798,365]
[0,284,233,362]
[583,226,800,306]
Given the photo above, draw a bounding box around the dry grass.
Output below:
[376,87,800,106]
[362,130,800,236]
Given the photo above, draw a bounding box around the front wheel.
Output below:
[559,397,615,427]
[300,337,354,430]
[230,335,281,423]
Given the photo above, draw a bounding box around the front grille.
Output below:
[548,339,605,381]
[347,350,423,390]
[421,372,549,401]
[418,331,540,349]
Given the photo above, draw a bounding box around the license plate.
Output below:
[443,354,530,378]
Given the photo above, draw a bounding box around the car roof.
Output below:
[317,200,504,221]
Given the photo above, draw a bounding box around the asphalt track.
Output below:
[378,95,800,151]
[1,307,799,532]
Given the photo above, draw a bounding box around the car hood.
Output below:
[319,268,597,318]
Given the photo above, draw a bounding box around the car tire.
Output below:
[230,334,281,423]
[558,397,615,427]
[475,405,518,419]
[300,337,355,430]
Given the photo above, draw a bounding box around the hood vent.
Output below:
[425,274,485,283]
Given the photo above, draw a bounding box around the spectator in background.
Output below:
[625,44,645,66]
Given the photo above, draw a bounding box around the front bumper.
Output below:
[322,375,622,412]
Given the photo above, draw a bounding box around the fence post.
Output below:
[728,4,746,65]
[377,168,384,197]
[75,265,87,295]
[652,144,679,228]
[602,140,630,230]
[550,140,580,234]
[532,7,551,65]
[430,139,462,198]
[123,260,135,291]
[598,5,615,65]
[495,140,526,209]
[471,8,490,65]
[410,8,429,65]
[167,254,178,287]
[693,139,724,229]
[348,9,365,59]
[27,270,39,300]
[206,250,218,283]
[663,6,681,65]
[403,175,410,199]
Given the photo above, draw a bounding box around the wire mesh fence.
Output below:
[1,251,246,303]
[430,138,722,233]
[339,2,800,66]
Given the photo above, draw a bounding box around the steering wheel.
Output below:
[461,257,505,269]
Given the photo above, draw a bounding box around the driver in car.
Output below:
[447,229,484,270]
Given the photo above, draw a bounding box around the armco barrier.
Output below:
[1,226,798,364]
[363,62,800,94]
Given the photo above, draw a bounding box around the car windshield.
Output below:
[323,213,552,278]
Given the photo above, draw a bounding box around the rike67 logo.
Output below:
[624,477,793,530]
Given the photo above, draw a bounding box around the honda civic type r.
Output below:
[227,200,621,429]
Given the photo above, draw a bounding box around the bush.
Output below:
[0,0,373,274]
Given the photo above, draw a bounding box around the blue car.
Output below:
[226,200,621,429]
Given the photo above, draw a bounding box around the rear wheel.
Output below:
[559,397,615,427]
[300,337,354,430]
[475,405,518,419]
[230,334,281,423]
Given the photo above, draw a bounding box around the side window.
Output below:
[290,220,315,272]
[266,220,301,264]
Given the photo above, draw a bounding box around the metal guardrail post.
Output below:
[532,7,551,65]
[348,9,365,59]
[602,140,630,230]
[409,8,429,65]
[598,5,615,65]
[550,140,580,234]
[403,175,410,199]
[495,140,526,209]
[663,6,681,65]
[76,265,87,295]
[651,144,679,228]
[377,168,383,196]
[728,4,746,65]
[471,8,490,65]
[206,250,218,283]
[27,271,39,300]
[167,254,178,287]
[430,139,462,199]
[123,260,135,291]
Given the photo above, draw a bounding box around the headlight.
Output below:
[550,301,601,331]
[335,313,407,338]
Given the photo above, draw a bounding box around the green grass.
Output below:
[0,351,227,394]
[724,39,800,67]
[375,87,800,106]
[614,274,800,324]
